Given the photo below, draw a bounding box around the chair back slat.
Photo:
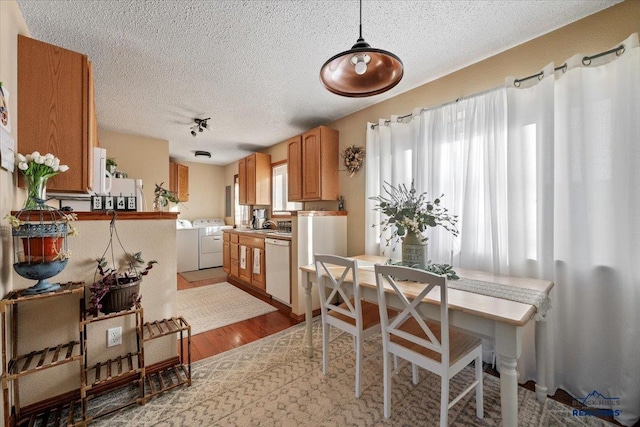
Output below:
[374,264,449,365]
[384,275,441,348]
[315,254,360,322]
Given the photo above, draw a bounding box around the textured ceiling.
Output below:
[16,0,618,166]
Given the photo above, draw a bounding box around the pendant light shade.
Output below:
[320,0,403,97]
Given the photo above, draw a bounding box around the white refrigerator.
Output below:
[290,212,347,317]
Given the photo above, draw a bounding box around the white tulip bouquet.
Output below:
[17,151,69,176]
[16,151,69,209]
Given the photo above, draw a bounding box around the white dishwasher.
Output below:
[265,238,291,306]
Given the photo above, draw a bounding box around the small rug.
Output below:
[179,267,227,283]
[176,282,277,335]
[92,319,615,427]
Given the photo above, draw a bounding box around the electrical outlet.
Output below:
[107,327,122,347]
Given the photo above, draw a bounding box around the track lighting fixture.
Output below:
[190,117,210,136]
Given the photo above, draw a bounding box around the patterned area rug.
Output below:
[176,282,277,335]
[178,267,227,283]
[90,319,615,426]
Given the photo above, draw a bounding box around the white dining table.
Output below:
[299,254,554,427]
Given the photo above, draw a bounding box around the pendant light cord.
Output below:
[359,0,363,40]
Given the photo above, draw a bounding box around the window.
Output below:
[272,162,303,216]
[234,175,249,227]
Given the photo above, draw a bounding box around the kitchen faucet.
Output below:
[263,219,277,229]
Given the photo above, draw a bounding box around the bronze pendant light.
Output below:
[320,0,404,97]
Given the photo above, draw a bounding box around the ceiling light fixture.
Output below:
[320,0,403,97]
[190,117,210,137]
[194,150,211,158]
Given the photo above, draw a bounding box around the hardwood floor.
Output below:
[177,273,637,427]
[177,273,298,362]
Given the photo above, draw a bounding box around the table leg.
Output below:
[535,317,548,402]
[495,323,522,427]
[499,356,519,427]
[303,272,314,358]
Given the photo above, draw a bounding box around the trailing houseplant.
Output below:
[89,212,157,315]
[89,251,157,315]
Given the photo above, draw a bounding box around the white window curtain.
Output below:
[543,34,639,426]
[365,33,640,426]
[365,89,508,270]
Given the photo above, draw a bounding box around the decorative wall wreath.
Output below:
[341,145,365,177]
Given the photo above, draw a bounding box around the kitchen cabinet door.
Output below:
[18,35,97,192]
[177,163,189,201]
[238,153,271,206]
[223,241,230,273]
[301,128,322,200]
[251,247,266,290]
[169,162,189,202]
[230,241,239,278]
[238,245,252,283]
[238,158,247,205]
[287,126,338,202]
[246,154,256,204]
[287,136,303,201]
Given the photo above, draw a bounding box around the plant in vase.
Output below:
[89,251,157,315]
[370,181,459,277]
[4,209,78,294]
[15,151,69,209]
[106,157,117,175]
[153,182,180,211]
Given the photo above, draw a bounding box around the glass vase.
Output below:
[23,175,48,210]
[401,231,428,269]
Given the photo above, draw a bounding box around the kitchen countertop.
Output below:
[224,228,292,241]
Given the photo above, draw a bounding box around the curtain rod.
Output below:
[514,44,625,87]
[370,85,501,129]
[371,43,627,129]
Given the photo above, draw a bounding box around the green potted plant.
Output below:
[153,182,180,211]
[106,158,117,175]
[370,181,459,275]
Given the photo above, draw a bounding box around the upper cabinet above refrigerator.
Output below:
[17,35,98,193]
[287,126,338,202]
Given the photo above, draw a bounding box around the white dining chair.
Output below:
[374,264,484,425]
[315,254,393,398]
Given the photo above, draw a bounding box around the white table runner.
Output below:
[449,278,551,320]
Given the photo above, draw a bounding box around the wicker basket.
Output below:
[100,279,141,314]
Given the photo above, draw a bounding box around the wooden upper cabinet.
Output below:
[246,154,256,204]
[238,157,247,205]
[287,136,303,201]
[169,161,189,202]
[238,153,271,205]
[17,35,97,193]
[288,126,339,201]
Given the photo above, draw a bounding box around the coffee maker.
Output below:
[251,208,267,229]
